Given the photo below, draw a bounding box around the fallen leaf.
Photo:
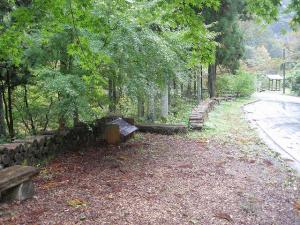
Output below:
[107,194,114,200]
[118,155,129,161]
[294,200,300,211]
[67,199,87,208]
[80,214,86,221]
[42,181,59,189]
[189,219,199,224]
[215,212,233,223]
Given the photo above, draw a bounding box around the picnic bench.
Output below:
[0,165,39,202]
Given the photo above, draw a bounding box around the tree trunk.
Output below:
[138,97,145,118]
[187,75,192,97]
[24,85,36,135]
[58,54,69,130]
[148,91,155,122]
[7,69,15,140]
[161,81,169,119]
[173,79,178,108]
[108,78,117,113]
[180,84,184,97]
[57,92,66,131]
[58,117,66,131]
[196,69,202,103]
[208,64,216,98]
[73,107,79,126]
[194,73,197,97]
[43,98,53,131]
[2,86,10,136]
[0,85,6,138]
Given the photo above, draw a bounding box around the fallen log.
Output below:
[136,124,188,135]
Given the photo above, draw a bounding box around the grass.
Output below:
[188,97,257,141]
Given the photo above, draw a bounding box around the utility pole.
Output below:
[283,48,286,94]
[200,65,203,100]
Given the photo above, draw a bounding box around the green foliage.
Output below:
[166,98,196,125]
[288,0,300,28]
[216,71,256,97]
[0,0,299,141]
[245,0,281,23]
[232,71,256,97]
[287,63,300,96]
[216,75,233,96]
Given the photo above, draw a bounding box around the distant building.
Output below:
[266,74,283,91]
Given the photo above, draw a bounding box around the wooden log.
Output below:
[189,116,204,119]
[136,124,187,135]
[189,123,203,130]
[190,119,204,123]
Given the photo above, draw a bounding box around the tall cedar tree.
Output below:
[203,0,244,98]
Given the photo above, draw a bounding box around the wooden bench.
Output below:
[0,165,39,202]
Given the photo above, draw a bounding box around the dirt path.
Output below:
[0,131,299,225]
[1,99,300,225]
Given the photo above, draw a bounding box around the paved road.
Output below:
[244,92,300,172]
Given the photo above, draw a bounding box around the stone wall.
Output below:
[0,122,99,169]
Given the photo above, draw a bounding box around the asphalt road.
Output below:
[244,92,300,172]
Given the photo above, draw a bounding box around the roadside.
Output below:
[0,99,299,225]
[244,92,300,173]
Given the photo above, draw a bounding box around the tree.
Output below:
[2,0,300,142]
[0,85,6,138]
[204,0,281,98]
[204,0,246,97]
[288,0,300,28]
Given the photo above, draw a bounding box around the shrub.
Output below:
[232,71,256,97]
[216,71,256,97]
[289,65,300,96]
[292,74,300,96]
[216,75,233,96]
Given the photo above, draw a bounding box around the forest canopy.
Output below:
[0,0,299,141]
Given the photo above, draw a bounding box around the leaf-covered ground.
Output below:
[0,100,299,225]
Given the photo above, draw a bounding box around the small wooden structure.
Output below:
[0,165,39,202]
[267,74,283,91]
[104,117,138,145]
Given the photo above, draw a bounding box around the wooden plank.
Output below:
[190,124,203,130]
[190,119,204,123]
[104,124,121,145]
[190,118,204,120]
[0,166,39,192]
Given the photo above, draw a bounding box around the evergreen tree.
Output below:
[204,0,283,98]
[204,0,245,97]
